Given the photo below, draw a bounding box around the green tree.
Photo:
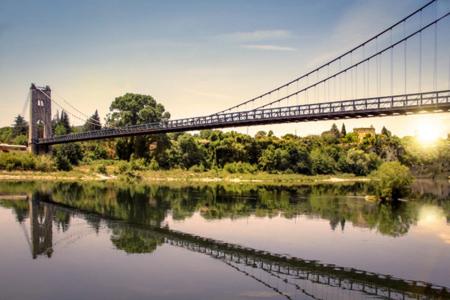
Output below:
[107,93,170,160]
[12,115,28,137]
[341,123,347,136]
[310,148,336,174]
[84,110,102,131]
[370,161,413,200]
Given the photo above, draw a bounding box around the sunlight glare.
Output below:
[414,116,444,146]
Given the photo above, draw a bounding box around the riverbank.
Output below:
[0,166,369,186]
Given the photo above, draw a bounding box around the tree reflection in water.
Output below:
[0,180,448,238]
[0,196,449,299]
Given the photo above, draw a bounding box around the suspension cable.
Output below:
[252,12,450,110]
[214,0,437,114]
[37,89,105,129]
[53,90,94,120]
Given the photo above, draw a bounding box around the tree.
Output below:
[52,110,71,134]
[59,111,71,134]
[84,110,101,132]
[107,93,170,160]
[370,161,413,200]
[381,126,392,137]
[310,148,336,174]
[341,123,347,136]
[178,134,205,169]
[330,123,341,138]
[12,115,28,137]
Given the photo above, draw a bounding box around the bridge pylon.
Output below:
[28,84,53,154]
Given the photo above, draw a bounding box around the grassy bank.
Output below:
[0,161,368,186]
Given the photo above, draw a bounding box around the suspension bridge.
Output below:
[7,195,449,300]
[20,0,450,153]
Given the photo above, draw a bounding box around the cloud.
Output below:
[220,30,293,42]
[241,44,296,52]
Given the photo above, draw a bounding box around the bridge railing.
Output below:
[39,90,450,144]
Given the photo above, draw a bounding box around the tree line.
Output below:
[0,93,448,177]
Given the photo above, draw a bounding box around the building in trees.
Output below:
[353,126,375,142]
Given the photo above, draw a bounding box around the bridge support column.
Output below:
[28,84,53,155]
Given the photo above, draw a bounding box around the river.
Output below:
[0,180,449,299]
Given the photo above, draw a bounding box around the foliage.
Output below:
[12,115,28,137]
[370,161,413,200]
[224,162,257,174]
[52,110,71,134]
[0,152,55,171]
[52,143,83,170]
[107,93,170,160]
[84,110,102,132]
[96,164,107,175]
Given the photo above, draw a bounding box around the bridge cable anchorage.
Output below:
[213,0,438,115]
[37,89,105,129]
[252,12,450,110]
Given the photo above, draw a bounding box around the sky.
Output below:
[0,0,449,138]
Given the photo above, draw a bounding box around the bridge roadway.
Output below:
[38,90,450,145]
[38,198,450,299]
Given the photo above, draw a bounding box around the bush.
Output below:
[130,158,147,171]
[224,162,256,174]
[54,155,72,171]
[116,161,130,174]
[53,143,83,166]
[149,159,159,171]
[35,155,56,172]
[189,164,205,173]
[370,161,413,200]
[96,164,107,175]
[0,152,34,170]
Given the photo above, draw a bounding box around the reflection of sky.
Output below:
[416,205,450,244]
[166,207,450,288]
[0,207,288,300]
[1,201,450,300]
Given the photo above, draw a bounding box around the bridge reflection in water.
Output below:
[17,196,448,300]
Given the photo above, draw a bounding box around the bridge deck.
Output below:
[38,90,450,145]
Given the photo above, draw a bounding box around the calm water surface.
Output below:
[0,180,449,300]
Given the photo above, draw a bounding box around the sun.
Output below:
[414,115,444,146]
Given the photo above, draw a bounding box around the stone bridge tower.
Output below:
[29,84,52,154]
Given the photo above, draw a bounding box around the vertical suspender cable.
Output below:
[433,22,438,90]
[376,38,379,96]
[390,30,394,95]
[363,45,366,97]
[433,1,438,91]
[404,21,407,94]
[419,9,422,93]
[339,59,342,100]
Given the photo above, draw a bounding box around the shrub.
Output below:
[54,155,72,171]
[370,161,413,200]
[52,143,83,166]
[35,155,56,172]
[130,158,147,171]
[224,162,256,174]
[96,164,107,175]
[149,159,159,171]
[189,164,205,173]
[0,152,34,170]
[116,161,130,174]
